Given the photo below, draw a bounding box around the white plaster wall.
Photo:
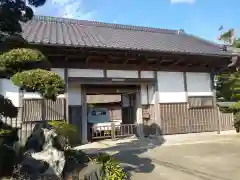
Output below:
[0,79,19,107]
[157,71,186,103]
[147,84,155,104]
[186,72,213,96]
[68,84,82,105]
[51,68,65,80]
[140,84,148,105]
[140,71,154,78]
[107,70,138,78]
[69,69,104,78]
[23,92,65,99]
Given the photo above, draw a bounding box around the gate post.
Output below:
[136,89,144,138]
[111,123,116,140]
[211,71,221,134]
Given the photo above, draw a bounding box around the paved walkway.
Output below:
[75,131,240,180]
[127,138,240,180]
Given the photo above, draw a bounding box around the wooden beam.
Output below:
[52,60,213,72]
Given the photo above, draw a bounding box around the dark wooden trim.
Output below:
[31,44,233,58]
[210,70,221,133]
[183,72,187,92]
[154,71,161,135]
[210,71,215,92]
[103,69,107,78]
[146,84,149,104]
[64,68,69,122]
[183,72,188,101]
[69,77,155,85]
[51,61,214,72]
[138,71,141,78]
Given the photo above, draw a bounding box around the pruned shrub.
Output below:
[0,122,20,177]
[48,120,80,145]
[11,69,64,100]
[92,153,127,180]
[0,48,50,74]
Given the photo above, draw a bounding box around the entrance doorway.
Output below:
[84,84,139,141]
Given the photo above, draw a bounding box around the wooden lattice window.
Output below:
[188,96,214,108]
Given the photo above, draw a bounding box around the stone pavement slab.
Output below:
[74,131,240,179]
[126,138,240,180]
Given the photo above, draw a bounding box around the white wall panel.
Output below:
[51,68,65,80]
[141,84,148,105]
[140,71,154,78]
[107,70,138,78]
[23,92,65,99]
[68,84,82,105]
[0,79,19,107]
[157,71,186,103]
[147,84,155,104]
[186,72,212,96]
[69,69,104,78]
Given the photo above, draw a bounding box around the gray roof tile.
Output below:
[21,16,230,56]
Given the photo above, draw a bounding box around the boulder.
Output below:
[11,123,104,180]
[12,124,68,179]
[65,162,102,180]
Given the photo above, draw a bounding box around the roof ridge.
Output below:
[33,15,180,34]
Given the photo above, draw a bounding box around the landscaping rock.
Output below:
[11,123,104,180]
[12,124,68,179]
[66,162,101,180]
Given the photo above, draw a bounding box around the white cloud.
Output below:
[33,0,96,20]
[61,0,95,20]
[170,0,195,4]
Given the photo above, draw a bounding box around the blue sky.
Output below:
[34,0,238,42]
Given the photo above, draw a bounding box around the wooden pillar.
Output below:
[81,85,88,144]
[64,68,69,122]
[154,71,161,135]
[136,87,144,138]
[211,71,221,134]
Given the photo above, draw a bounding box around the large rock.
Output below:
[12,124,68,179]
[65,162,102,180]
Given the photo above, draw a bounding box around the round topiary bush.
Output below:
[11,69,65,100]
[0,48,50,75]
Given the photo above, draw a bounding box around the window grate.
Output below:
[188,96,214,108]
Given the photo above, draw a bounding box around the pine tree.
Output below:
[0,0,64,177]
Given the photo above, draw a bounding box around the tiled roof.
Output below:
[21,16,230,56]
